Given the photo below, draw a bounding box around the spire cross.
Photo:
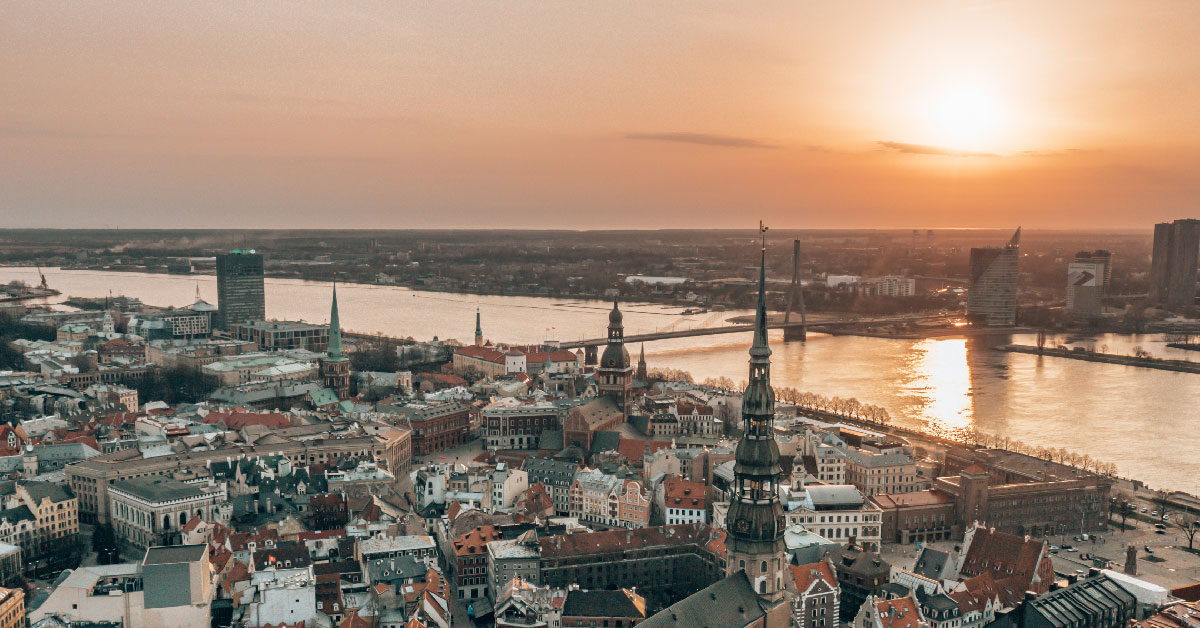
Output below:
[759,220,768,251]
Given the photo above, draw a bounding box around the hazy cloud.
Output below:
[626,132,778,149]
[876,141,997,157]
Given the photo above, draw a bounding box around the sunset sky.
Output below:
[3,1,1198,229]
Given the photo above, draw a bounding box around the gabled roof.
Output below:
[791,558,837,595]
[639,571,766,628]
[873,596,924,628]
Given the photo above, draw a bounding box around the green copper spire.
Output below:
[328,283,344,360]
[750,246,772,361]
[475,309,482,337]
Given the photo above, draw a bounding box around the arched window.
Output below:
[759,580,766,594]
[740,559,746,570]
[760,560,767,573]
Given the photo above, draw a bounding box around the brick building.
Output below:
[538,524,726,609]
[453,525,502,600]
[936,452,1110,537]
[399,402,471,456]
[482,401,568,451]
[870,489,957,544]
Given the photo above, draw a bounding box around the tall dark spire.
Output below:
[726,222,786,604]
[475,308,483,346]
[327,283,344,360]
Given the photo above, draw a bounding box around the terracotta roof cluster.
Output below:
[663,476,707,510]
[538,523,721,558]
[453,525,502,557]
[203,410,291,430]
[873,596,924,628]
[790,558,837,593]
[958,525,1053,605]
[614,437,672,463]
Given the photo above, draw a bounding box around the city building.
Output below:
[853,595,926,628]
[109,477,225,554]
[783,485,883,550]
[658,476,709,526]
[940,448,1111,537]
[0,587,22,628]
[860,276,917,297]
[832,540,891,622]
[488,532,543,601]
[67,436,385,523]
[1012,572,1136,628]
[842,448,920,497]
[537,523,725,609]
[399,402,471,455]
[233,320,330,352]
[453,525,502,600]
[493,576,565,628]
[1067,257,1107,318]
[955,524,1054,607]
[568,468,651,529]
[871,490,957,544]
[481,399,568,450]
[201,353,318,386]
[561,588,648,628]
[29,544,215,628]
[1151,219,1200,308]
[790,557,840,628]
[967,228,1020,327]
[320,284,351,399]
[522,457,579,515]
[216,250,266,330]
[128,302,214,340]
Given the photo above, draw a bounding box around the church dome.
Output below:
[600,343,630,370]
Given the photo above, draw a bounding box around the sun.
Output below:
[924,84,1006,152]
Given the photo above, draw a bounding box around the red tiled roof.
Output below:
[874,597,923,628]
[456,345,508,363]
[790,558,836,593]
[538,523,719,558]
[871,490,956,509]
[203,410,291,430]
[960,525,1051,603]
[453,525,501,557]
[663,476,707,509]
[614,438,672,462]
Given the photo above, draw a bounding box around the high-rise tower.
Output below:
[725,233,788,604]
[966,227,1020,327]
[597,299,633,414]
[320,284,351,400]
[215,250,265,330]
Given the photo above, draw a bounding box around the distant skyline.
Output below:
[3,1,1199,229]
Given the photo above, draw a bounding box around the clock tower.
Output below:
[726,235,788,604]
[597,299,633,414]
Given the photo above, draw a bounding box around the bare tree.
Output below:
[1174,517,1200,551]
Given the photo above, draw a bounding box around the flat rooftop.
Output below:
[144,544,207,565]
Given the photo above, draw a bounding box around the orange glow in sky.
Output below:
[1,1,1198,229]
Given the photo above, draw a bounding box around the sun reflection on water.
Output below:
[905,338,974,439]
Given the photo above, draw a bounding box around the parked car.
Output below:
[1145,546,1154,553]
[1142,508,1149,513]
[1152,511,1159,517]
[1156,529,1166,535]
[1067,547,1079,552]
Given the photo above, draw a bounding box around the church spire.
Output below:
[725,221,786,604]
[328,282,343,360]
[475,308,483,347]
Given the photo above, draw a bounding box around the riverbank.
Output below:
[997,344,1200,373]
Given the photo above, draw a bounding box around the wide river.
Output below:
[5,267,1199,494]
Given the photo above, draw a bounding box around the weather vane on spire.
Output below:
[759,220,769,251]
